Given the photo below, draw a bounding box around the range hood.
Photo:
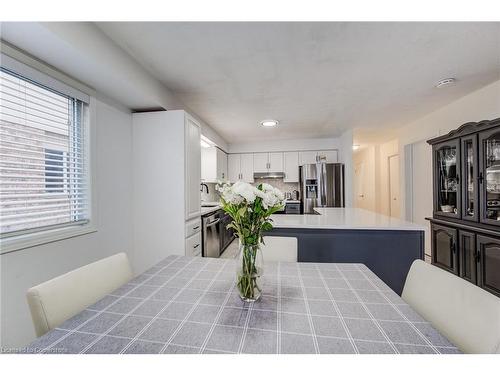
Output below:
[253,172,286,179]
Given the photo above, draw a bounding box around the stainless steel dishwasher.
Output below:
[202,211,221,258]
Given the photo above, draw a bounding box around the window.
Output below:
[0,67,90,238]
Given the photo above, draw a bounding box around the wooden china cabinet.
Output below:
[427,117,500,297]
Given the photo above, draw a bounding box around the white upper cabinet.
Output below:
[185,114,201,219]
[253,152,283,172]
[317,150,338,163]
[299,151,318,165]
[228,153,254,183]
[253,153,269,173]
[299,150,338,165]
[269,152,283,171]
[227,154,240,182]
[283,152,299,182]
[217,148,228,181]
[240,153,254,183]
[201,147,216,182]
[201,147,228,182]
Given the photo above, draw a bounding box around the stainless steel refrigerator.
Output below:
[300,163,344,213]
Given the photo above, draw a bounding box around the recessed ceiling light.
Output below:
[352,144,360,150]
[436,78,456,88]
[260,119,279,127]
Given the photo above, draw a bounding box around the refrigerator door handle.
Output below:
[319,162,327,207]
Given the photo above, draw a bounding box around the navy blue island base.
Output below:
[268,227,424,295]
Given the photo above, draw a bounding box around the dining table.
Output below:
[24,255,460,354]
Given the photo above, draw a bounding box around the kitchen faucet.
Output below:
[200,183,209,194]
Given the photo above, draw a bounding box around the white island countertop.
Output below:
[271,207,426,231]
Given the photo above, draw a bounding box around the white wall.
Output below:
[377,139,399,216]
[339,130,354,207]
[397,80,500,254]
[0,99,134,348]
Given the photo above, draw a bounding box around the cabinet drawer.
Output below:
[185,232,202,257]
[185,218,202,238]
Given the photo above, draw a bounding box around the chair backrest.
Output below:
[402,259,500,353]
[260,236,298,263]
[27,252,133,337]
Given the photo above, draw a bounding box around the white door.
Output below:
[269,152,283,172]
[185,115,201,219]
[253,153,269,172]
[354,161,366,208]
[227,154,240,182]
[240,153,254,182]
[318,150,338,163]
[283,152,299,182]
[389,154,400,218]
[299,151,318,165]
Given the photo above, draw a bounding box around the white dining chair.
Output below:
[26,252,133,337]
[402,259,500,353]
[260,236,298,262]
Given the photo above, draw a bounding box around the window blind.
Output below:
[0,68,89,236]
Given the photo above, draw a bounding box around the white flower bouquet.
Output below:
[216,181,285,301]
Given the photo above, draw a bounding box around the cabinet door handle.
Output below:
[193,226,200,230]
[451,242,456,254]
[193,244,200,249]
[475,250,481,263]
[478,172,484,184]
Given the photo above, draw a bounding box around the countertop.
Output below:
[271,207,426,231]
[200,202,221,216]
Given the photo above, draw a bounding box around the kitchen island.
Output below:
[268,208,425,295]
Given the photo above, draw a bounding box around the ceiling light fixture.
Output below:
[260,119,279,127]
[435,78,456,88]
[352,144,360,150]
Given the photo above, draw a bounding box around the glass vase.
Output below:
[236,241,264,302]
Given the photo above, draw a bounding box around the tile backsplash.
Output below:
[200,183,219,202]
[252,178,300,198]
[201,179,300,203]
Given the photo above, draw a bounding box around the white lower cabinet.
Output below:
[185,218,202,238]
[185,232,202,257]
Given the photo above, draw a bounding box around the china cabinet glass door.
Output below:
[434,139,461,218]
[461,135,478,221]
[479,129,500,226]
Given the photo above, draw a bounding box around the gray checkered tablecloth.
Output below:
[24,255,460,354]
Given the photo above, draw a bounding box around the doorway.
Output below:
[389,154,400,217]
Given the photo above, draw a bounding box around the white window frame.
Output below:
[0,47,98,254]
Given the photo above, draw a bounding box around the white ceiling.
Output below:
[99,23,498,143]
